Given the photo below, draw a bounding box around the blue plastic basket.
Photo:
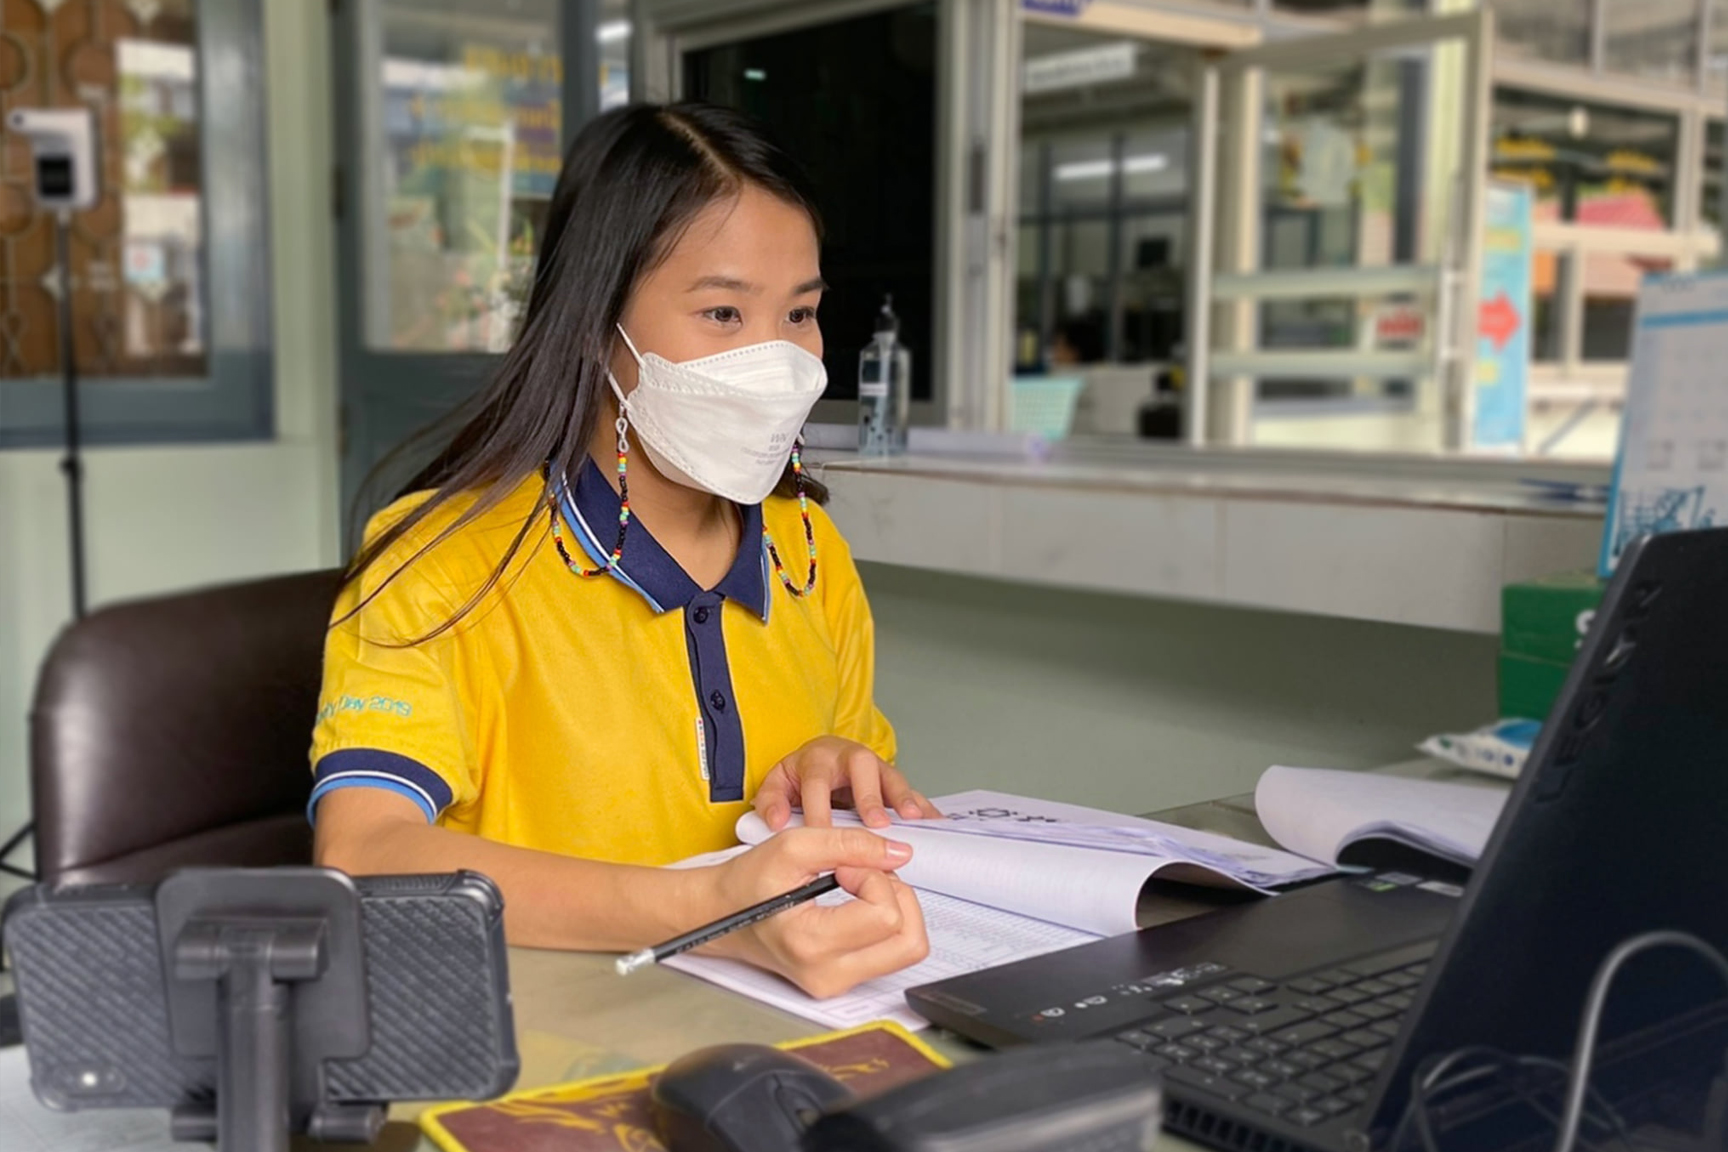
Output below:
[1008,376,1085,440]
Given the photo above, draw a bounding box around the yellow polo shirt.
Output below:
[308,460,895,866]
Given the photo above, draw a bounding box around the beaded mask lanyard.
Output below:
[548,413,819,597]
[763,439,818,597]
[550,415,631,577]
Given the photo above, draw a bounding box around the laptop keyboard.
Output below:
[1112,941,1436,1129]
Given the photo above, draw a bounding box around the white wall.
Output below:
[863,562,1501,814]
[0,0,339,855]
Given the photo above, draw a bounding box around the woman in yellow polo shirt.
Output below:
[310,103,939,998]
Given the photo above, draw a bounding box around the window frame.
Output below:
[663,0,969,430]
[1490,59,1725,409]
[0,0,273,451]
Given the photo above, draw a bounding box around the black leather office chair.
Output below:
[28,569,342,886]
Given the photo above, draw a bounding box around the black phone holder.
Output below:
[152,868,385,1152]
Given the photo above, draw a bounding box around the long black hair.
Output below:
[346,102,830,635]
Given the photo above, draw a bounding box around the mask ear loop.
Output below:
[551,395,633,579]
[614,323,647,365]
[764,436,818,597]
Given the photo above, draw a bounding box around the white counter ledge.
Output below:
[811,445,1606,635]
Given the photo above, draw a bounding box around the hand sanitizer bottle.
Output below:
[858,295,910,457]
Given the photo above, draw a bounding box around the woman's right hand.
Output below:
[702,827,929,999]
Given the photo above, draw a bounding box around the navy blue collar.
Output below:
[559,457,770,621]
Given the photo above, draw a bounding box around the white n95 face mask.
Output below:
[609,325,827,505]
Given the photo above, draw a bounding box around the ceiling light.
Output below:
[1055,159,1114,181]
[1054,154,1168,181]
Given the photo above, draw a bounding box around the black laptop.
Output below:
[908,527,1728,1151]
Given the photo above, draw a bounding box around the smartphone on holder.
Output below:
[3,870,518,1115]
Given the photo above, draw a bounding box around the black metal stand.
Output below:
[154,869,384,1151]
[56,208,87,620]
[0,823,33,882]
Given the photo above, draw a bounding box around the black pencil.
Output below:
[614,873,842,975]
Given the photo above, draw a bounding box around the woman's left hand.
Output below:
[755,736,942,831]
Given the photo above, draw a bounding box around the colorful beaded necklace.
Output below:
[762,439,818,597]
[548,420,818,598]
[550,417,631,577]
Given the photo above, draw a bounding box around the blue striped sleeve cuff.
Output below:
[308,749,455,825]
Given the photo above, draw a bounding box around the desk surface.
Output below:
[4,759,1503,1152]
[382,758,1501,1152]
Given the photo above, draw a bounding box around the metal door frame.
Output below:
[1188,9,1494,452]
[331,0,601,545]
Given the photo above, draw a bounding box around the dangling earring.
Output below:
[765,437,818,597]
[552,415,632,578]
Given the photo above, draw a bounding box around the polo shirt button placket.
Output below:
[682,587,749,802]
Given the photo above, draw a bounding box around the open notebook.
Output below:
[662,789,1331,1031]
[1254,766,1511,871]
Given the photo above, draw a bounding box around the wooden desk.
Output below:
[388,759,1502,1151]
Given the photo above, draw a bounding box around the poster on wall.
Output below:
[1599,272,1728,575]
[1472,181,1533,453]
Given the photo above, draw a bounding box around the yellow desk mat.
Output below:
[421,1022,950,1152]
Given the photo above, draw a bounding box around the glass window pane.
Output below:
[1492,89,1680,230]
[1049,138,1117,213]
[1271,0,1368,17]
[1014,221,1042,372]
[1121,127,1188,203]
[1272,0,1428,21]
[599,0,630,110]
[1706,121,1724,234]
[1012,220,1110,368]
[0,0,207,381]
[1713,2,1728,91]
[1531,249,1566,363]
[1582,254,1672,361]
[1259,297,1359,351]
[1118,211,1184,362]
[1052,219,1110,365]
[1605,0,1702,85]
[1261,53,1426,271]
[1019,140,1046,218]
[686,6,938,403]
[1490,0,1594,66]
[366,0,562,352]
[1253,369,1436,455]
[1018,24,1196,371]
[1245,35,1455,457]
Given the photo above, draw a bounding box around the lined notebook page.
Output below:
[662,888,1098,1031]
